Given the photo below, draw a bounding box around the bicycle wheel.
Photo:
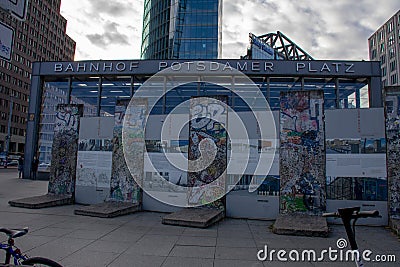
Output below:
[22,256,63,267]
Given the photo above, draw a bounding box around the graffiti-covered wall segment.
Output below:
[48,104,83,196]
[110,99,147,204]
[385,88,400,219]
[280,91,326,214]
[188,96,228,208]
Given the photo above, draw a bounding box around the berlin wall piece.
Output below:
[10,104,83,208]
[187,96,228,209]
[48,104,83,196]
[279,91,326,214]
[110,99,147,203]
[163,96,228,228]
[385,87,400,220]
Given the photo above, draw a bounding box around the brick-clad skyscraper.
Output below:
[369,10,400,87]
[0,0,75,156]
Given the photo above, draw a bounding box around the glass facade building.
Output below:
[26,59,382,170]
[23,59,390,224]
[141,0,221,59]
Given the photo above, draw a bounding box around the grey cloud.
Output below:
[223,1,242,15]
[223,41,248,57]
[86,22,130,48]
[88,0,140,16]
[257,0,279,10]
[76,48,91,60]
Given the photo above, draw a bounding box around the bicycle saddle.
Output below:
[0,227,29,238]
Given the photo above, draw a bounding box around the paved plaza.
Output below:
[0,168,398,267]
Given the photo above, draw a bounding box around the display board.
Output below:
[385,89,400,219]
[48,104,83,196]
[325,109,387,200]
[280,91,326,214]
[188,96,228,208]
[75,117,114,204]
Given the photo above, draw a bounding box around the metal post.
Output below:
[335,78,340,108]
[67,77,72,103]
[97,76,102,116]
[231,76,235,109]
[130,76,134,97]
[162,76,167,114]
[266,77,270,103]
[24,63,43,179]
[4,98,13,168]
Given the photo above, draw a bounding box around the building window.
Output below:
[389,48,396,59]
[388,35,394,46]
[390,74,398,85]
[369,37,375,48]
[379,30,384,41]
[388,21,394,33]
[390,60,397,72]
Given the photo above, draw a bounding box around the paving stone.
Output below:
[162,257,213,267]
[107,254,165,267]
[177,236,217,246]
[214,259,263,267]
[169,245,215,258]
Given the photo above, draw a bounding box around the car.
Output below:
[7,160,19,166]
[38,162,50,172]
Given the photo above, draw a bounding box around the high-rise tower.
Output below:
[369,10,400,87]
[141,0,222,59]
[0,0,76,155]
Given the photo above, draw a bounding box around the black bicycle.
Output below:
[0,227,62,266]
[323,207,380,267]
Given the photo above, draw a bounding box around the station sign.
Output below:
[0,0,28,21]
[0,21,14,61]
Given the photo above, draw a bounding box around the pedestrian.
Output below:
[18,156,24,178]
[31,157,39,180]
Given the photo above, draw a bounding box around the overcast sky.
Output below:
[60,0,400,61]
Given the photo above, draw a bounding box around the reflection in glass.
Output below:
[327,176,387,201]
[38,81,69,170]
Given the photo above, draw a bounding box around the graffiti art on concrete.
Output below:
[385,89,400,219]
[48,104,83,196]
[188,96,228,208]
[279,91,326,214]
[110,99,147,203]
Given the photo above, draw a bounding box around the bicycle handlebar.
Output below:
[322,210,380,218]
[322,212,339,218]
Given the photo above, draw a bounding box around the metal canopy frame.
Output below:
[256,31,314,61]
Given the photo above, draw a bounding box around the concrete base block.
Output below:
[8,194,73,209]
[74,201,140,218]
[272,214,329,237]
[162,208,224,228]
[389,218,400,237]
